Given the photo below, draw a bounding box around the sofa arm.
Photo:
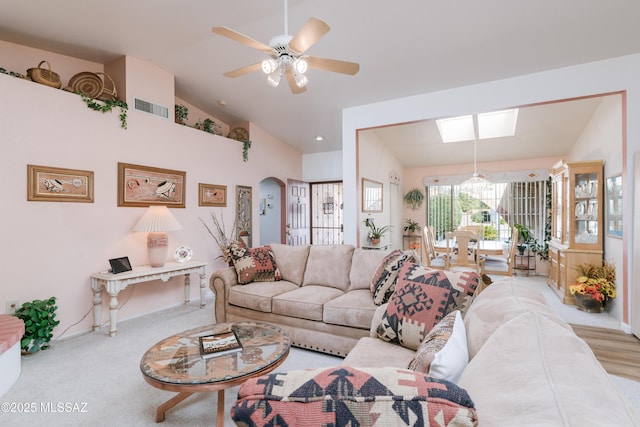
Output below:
[369,303,388,337]
[209,266,238,323]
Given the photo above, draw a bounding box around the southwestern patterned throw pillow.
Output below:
[230,243,282,285]
[231,366,478,427]
[376,262,480,350]
[370,249,417,305]
[408,310,469,383]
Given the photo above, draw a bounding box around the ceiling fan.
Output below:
[212,0,360,94]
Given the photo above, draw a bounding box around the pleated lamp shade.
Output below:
[132,206,182,267]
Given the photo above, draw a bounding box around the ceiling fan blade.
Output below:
[212,26,272,54]
[288,17,330,54]
[285,69,307,94]
[306,56,360,75]
[223,62,263,78]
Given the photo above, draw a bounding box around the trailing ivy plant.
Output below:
[13,297,60,354]
[81,95,128,129]
[174,104,189,125]
[242,140,251,162]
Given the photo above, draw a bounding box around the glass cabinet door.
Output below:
[568,162,603,249]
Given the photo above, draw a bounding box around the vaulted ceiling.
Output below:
[1,1,638,165]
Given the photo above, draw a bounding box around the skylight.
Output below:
[436,109,519,143]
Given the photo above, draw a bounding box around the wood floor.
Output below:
[571,324,640,382]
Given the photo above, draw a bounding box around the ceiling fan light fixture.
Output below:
[293,57,308,74]
[293,72,308,88]
[267,71,282,87]
[262,58,278,74]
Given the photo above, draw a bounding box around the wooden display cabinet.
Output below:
[547,160,604,304]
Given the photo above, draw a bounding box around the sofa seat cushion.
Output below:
[302,245,355,291]
[463,278,570,359]
[377,262,480,350]
[272,285,344,321]
[228,281,299,313]
[231,366,478,427]
[323,289,377,329]
[269,243,310,286]
[457,311,640,426]
[342,337,416,368]
[348,248,391,291]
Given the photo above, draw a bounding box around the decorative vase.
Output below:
[573,294,604,313]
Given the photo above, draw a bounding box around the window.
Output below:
[427,180,548,244]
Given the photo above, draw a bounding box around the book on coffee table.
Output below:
[199,330,242,358]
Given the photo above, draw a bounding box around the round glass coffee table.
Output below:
[140,322,290,425]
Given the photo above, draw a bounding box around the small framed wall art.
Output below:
[236,185,252,247]
[118,162,186,208]
[27,164,94,203]
[198,183,227,207]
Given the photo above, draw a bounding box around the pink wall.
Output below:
[0,42,302,338]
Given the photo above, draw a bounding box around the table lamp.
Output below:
[132,206,182,267]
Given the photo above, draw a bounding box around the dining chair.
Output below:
[423,226,446,269]
[462,225,484,242]
[481,227,518,277]
[444,230,482,273]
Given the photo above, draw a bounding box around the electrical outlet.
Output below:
[6,300,19,315]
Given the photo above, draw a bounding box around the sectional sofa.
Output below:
[211,244,640,426]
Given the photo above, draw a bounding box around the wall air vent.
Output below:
[133,98,169,119]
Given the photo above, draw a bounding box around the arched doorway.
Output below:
[259,177,286,245]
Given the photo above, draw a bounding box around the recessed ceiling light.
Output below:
[315,136,324,142]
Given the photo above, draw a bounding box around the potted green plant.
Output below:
[365,220,391,245]
[514,223,537,255]
[404,188,425,210]
[403,218,420,235]
[13,297,60,354]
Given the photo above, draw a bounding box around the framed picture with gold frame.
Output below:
[199,183,227,207]
[27,164,94,203]
[117,162,186,207]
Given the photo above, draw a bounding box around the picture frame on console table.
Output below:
[27,164,94,203]
[198,183,227,207]
[118,162,186,208]
[606,174,622,238]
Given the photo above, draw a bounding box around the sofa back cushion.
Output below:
[348,248,391,291]
[302,245,355,291]
[463,278,570,359]
[232,366,478,427]
[269,243,310,286]
[457,311,640,426]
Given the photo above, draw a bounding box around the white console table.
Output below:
[91,261,207,336]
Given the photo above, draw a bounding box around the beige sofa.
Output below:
[343,278,640,426]
[209,244,393,356]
